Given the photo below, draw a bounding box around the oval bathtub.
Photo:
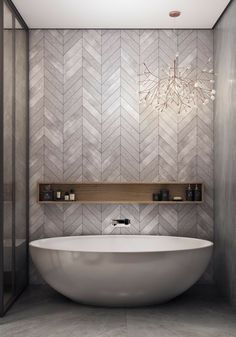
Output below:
[30,235,213,307]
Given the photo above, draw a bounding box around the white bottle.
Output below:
[64,192,69,201]
[69,189,76,201]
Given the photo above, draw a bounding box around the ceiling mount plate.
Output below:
[169,10,181,18]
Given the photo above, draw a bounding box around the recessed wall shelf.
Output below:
[38,182,204,204]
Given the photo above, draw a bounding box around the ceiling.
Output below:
[12,0,231,29]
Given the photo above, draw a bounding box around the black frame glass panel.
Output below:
[0,0,29,317]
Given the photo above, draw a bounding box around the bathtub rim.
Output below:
[29,235,213,254]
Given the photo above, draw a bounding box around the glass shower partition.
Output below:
[0,0,29,316]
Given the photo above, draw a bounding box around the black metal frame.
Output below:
[0,0,29,317]
[5,0,27,30]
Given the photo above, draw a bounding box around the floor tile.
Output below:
[0,285,236,337]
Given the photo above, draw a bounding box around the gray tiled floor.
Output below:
[0,286,236,337]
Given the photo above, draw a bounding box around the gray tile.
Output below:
[29,29,214,284]
[126,288,236,337]
[1,286,236,337]
[0,287,127,337]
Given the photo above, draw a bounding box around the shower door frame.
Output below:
[0,0,29,317]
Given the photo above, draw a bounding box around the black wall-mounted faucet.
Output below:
[112,219,131,226]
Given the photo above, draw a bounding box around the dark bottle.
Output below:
[42,184,53,201]
[153,193,161,201]
[194,184,201,201]
[160,189,169,201]
[186,184,194,201]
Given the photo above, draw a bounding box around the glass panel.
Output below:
[14,17,27,292]
[3,1,14,306]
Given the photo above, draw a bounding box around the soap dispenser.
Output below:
[186,184,194,201]
[194,184,201,201]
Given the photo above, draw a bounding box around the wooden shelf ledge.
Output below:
[38,182,204,204]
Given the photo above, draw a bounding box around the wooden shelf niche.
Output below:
[38,182,204,204]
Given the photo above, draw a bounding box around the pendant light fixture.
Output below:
[139,11,216,113]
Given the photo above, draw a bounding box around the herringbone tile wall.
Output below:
[29,29,214,283]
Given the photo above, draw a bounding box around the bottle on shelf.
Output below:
[55,189,62,201]
[64,192,70,201]
[69,189,76,201]
[42,184,53,201]
[153,192,161,201]
[194,184,201,201]
[185,184,194,201]
[160,189,170,201]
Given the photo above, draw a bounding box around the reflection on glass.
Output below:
[3,1,14,306]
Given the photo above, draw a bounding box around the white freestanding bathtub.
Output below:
[30,235,213,307]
